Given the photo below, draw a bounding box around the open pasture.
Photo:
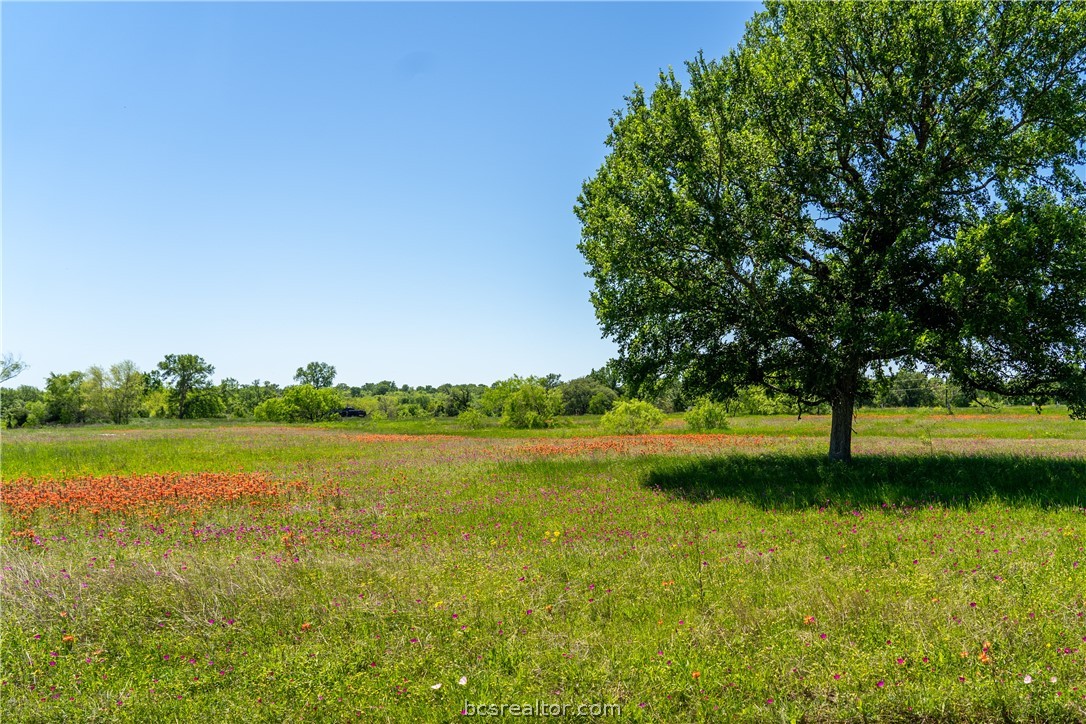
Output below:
[2,412,1085,722]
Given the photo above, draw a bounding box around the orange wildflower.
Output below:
[2,472,308,518]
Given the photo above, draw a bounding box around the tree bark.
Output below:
[828,370,857,462]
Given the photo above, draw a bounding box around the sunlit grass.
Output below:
[2,414,1084,721]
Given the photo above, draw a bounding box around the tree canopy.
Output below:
[576,0,1086,460]
[157,354,215,420]
[294,361,337,389]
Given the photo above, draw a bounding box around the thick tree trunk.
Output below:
[828,371,857,462]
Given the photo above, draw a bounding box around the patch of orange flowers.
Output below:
[2,472,307,518]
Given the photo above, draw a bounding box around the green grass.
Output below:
[2,412,1084,721]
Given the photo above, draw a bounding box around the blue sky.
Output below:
[3,2,758,388]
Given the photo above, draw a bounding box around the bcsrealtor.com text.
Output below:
[462,701,621,717]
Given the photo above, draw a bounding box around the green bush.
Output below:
[24,400,47,428]
[253,397,290,422]
[457,408,486,430]
[600,399,664,434]
[502,383,563,429]
[684,398,730,431]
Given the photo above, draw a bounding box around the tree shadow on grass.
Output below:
[643,454,1086,509]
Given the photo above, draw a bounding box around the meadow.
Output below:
[2,409,1084,722]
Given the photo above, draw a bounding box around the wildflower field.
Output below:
[2,409,1084,722]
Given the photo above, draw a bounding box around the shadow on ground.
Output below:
[641,454,1086,509]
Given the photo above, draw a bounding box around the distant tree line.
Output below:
[0,355,1061,430]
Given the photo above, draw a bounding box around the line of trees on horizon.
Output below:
[0,353,1065,431]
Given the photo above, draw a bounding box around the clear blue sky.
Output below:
[3,2,758,388]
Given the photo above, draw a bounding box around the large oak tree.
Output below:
[576,0,1086,460]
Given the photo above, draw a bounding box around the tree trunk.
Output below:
[828,372,857,462]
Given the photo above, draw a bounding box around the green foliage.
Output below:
[80,366,111,423]
[23,399,47,427]
[255,386,342,423]
[105,361,145,424]
[599,399,664,434]
[81,361,146,424]
[560,376,617,415]
[182,389,227,419]
[252,397,290,423]
[376,395,400,420]
[396,402,431,420]
[502,383,563,429]
[587,389,618,415]
[141,388,171,418]
[157,354,215,419]
[0,385,42,428]
[576,0,1086,459]
[480,376,563,424]
[282,385,343,422]
[684,398,730,431]
[294,361,337,389]
[727,387,788,416]
[435,385,475,416]
[457,408,486,430]
[478,377,524,417]
[587,362,623,395]
[43,371,85,424]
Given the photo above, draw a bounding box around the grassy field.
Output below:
[2,410,1084,722]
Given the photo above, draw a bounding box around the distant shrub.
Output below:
[600,399,664,435]
[684,398,730,431]
[458,408,486,430]
[253,397,290,422]
[587,389,618,415]
[24,400,47,428]
[397,402,431,420]
[732,386,782,415]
